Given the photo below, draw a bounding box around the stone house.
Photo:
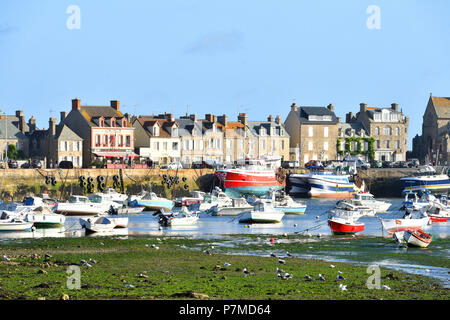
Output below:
[412,95,450,164]
[28,114,83,168]
[350,102,409,162]
[284,103,339,166]
[176,114,207,166]
[0,110,30,159]
[63,98,136,168]
[132,114,181,165]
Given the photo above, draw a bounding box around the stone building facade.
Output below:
[349,102,409,162]
[412,95,450,165]
[284,103,339,166]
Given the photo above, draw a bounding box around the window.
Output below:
[308,126,313,137]
[323,141,329,151]
[153,125,159,136]
[99,118,104,127]
[60,141,65,151]
[308,141,313,151]
[110,135,115,147]
[376,140,380,148]
[281,140,285,150]
[73,141,79,151]
[394,127,399,136]
[199,140,203,150]
[95,135,100,147]
[104,135,108,146]
[272,140,276,151]
[240,139,244,150]
[385,140,390,149]
[324,126,329,137]
[111,118,116,127]
[163,142,168,150]
[261,140,266,150]
[172,127,178,136]
[125,135,131,147]
[226,140,232,149]
[154,142,160,150]
[304,154,309,164]
[375,127,380,135]
[172,142,178,150]
[395,140,400,149]
[118,135,123,147]
[383,126,392,135]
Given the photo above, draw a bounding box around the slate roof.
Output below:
[79,106,132,128]
[176,118,203,137]
[0,118,28,139]
[431,97,450,119]
[296,106,338,124]
[55,124,82,141]
[246,121,289,137]
[135,117,178,138]
[339,122,369,137]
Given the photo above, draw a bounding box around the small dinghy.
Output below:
[79,216,116,233]
[237,200,284,224]
[154,207,199,227]
[0,218,34,231]
[394,229,432,248]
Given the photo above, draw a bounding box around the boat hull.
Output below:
[54,203,109,216]
[238,211,284,224]
[429,215,448,223]
[275,206,306,215]
[215,169,284,197]
[289,173,358,199]
[0,221,34,231]
[400,174,450,194]
[24,213,65,228]
[328,219,364,235]
[381,217,430,233]
[404,229,432,248]
[129,200,174,211]
[211,206,254,216]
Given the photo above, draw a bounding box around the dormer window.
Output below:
[99,117,105,127]
[153,125,160,136]
[111,117,116,127]
[121,118,126,127]
[171,126,178,137]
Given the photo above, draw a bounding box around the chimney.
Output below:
[360,103,367,113]
[189,114,197,121]
[291,103,298,111]
[346,112,354,123]
[49,117,56,136]
[327,104,334,112]
[16,110,25,133]
[391,103,399,112]
[267,115,273,122]
[275,115,281,124]
[110,100,120,111]
[238,113,247,125]
[218,114,228,126]
[72,98,81,111]
[60,111,67,123]
[205,114,215,122]
[28,117,36,132]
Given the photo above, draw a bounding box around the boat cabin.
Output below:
[68,195,90,203]
[89,194,114,204]
[353,193,375,201]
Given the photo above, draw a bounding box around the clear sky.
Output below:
[1,0,449,147]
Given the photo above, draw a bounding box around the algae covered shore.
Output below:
[0,235,448,300]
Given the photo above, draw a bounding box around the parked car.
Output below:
[305,160,323,168]
[8,160,18,169]
[281,161,300,169]
[407,158,420,167]
[396,161,408,168]
[31,160,42,168]
[192,161,215,169]
[58,160,73,169]
[21,162,31,168]
[370,160,382,168]
[382,161,394,168]
[162,162,183,169]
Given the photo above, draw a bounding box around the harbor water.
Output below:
[1,197,449,287]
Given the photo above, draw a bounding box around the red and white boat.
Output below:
[328,216,365,235]
[214,158,285,197]
[380,212,430,234]
[423,204,449,223]
[394,229,433,248]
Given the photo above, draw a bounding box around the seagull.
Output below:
[318,274,326,282]
[330,264,335,268]
[339,283,347,291]
[278,259,286,265]
[89,258,97,264]
[243,268,250,276]
[100,242,104,246]
[316,216,319,219]
[270,253,277,258]
[337,270,343,274]
[337,274,346,281]
[276,267,285,274]
[125,284,135,289]
[286,252,292,258]
[203,250,211,255]
[3,255,10,262]
[294,223,298,227]
[223,262,231,267]
[304,274,312,281]
[381,285,391,291]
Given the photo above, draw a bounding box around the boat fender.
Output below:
[79,176,86,182]
[87,177,94,183]
[113,175,119,181]
[45,176,51,185]
[183,184,189,190]
[182,177,187,182]
[51,179,57,186]
[97,175,105,183]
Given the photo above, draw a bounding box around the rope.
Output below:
[294,221,328,234]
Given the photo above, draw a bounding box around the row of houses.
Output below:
[0,98,411,168]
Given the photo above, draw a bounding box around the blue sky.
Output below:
[1,0,449,146]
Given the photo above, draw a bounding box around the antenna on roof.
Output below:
[186,104,190,115]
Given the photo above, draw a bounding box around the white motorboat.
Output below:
[329,202,373,219]
[101,215,129,228]
[79,216,116,233]
[344,192,391,212]
[175,191,206,207]
[210,197,253,216]
[128,192,174,211]
[101,187,128,204]
[380,210,430,233]
[54,194,120,216]
[0,218,34,231]
[237,200,284,224]
[393,229,433,248]
[198,187,233,212]
[258,191,307,215]
[24,206,65,228]
[154,206,199,227]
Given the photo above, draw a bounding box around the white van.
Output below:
[343,156,371,170]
